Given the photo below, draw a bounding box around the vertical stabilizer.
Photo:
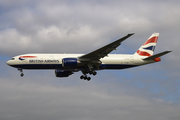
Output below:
[134,33,159,57]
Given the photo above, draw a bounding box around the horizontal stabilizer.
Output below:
[143,51,172,60]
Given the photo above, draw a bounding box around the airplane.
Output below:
[7,33,171,81]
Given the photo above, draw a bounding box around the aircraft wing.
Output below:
[78,33,134,61]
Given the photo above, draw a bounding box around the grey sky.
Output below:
[0,0,180,120]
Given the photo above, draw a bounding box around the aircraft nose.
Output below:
[6,60,12,66]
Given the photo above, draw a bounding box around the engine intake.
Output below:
[55,69,72,77]
[62,58,78,67]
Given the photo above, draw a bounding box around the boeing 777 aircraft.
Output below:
[7,33,171,81]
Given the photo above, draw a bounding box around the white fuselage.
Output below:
[6,53,154,70]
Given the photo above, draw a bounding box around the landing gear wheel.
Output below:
[81,70,95,81]
[80,75,91,81]
[93,71,97,76]
[83,76,87,80]
[87,77,91,81]
[20,73,24,77]
[80,75,84,79]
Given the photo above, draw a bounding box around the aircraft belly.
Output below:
[10,64,63,69]
[99,64,138,69]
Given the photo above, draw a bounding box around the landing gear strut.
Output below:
[18,68,24,77]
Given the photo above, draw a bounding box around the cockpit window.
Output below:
[11,58,15,60]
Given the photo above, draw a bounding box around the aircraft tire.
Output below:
[93,71,97,76]
[87,77,91,81]
[80,75,84,79]
[20,73,24,77]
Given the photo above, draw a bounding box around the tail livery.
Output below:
[134,33,171,62]
[135,33,159,57]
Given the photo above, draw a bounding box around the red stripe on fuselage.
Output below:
[20,56,37,58]
[143,36,158,46]
[136,50,151,56]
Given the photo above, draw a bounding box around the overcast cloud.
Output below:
[0,0,180,120]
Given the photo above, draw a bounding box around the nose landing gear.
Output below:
[18,68,24,77]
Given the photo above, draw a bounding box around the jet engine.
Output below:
[55,69,73,77]
[62,58,78,67]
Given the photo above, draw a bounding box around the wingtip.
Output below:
[167,50,172,53]
[128,33,135,36]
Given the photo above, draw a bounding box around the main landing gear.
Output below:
[80,71,97,81]
[18,68,24,77]
[80,75,91,81]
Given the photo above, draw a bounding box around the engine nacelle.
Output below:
[62,58,78,67]
[55,69,72,77]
